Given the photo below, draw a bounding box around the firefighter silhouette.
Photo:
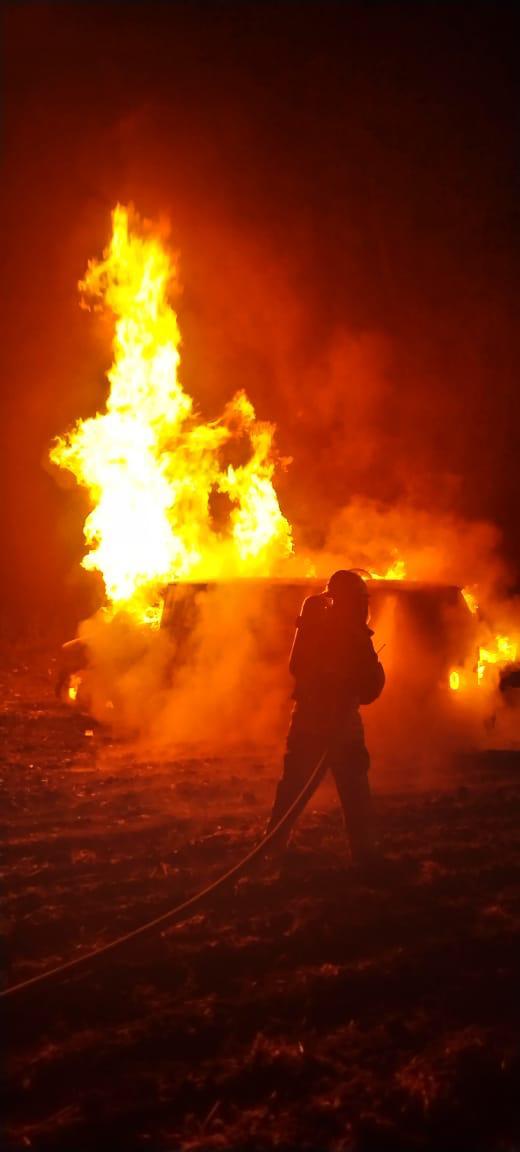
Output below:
[267,570,385,861]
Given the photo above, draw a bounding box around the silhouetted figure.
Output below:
[267,570,385,862]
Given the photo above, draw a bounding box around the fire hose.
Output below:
[1,751,328,1002]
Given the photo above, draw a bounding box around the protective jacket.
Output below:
[289,593,384,724]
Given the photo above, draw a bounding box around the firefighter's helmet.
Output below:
[327,569,368,605]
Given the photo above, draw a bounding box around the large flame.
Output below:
[49,202,518,701]
[50,206,292,623]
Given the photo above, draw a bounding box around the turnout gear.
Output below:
[267,571,384,861]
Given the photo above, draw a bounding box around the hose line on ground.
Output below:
[1,752,328,1002]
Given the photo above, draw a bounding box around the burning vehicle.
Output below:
[50,205,518,751]
[54,576,484,750]
[160,576,479,698]
[55,574,518,758]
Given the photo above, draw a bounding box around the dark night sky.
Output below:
[2,2,519,629]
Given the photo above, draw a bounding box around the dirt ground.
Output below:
[2,645,520,1152]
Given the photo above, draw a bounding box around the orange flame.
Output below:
[450,588,519,691]
[50,206,292,624]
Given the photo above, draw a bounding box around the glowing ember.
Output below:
[50,206,292,624]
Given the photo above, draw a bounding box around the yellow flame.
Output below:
[460,588,518,687]
[50,206,292,623]
[449,669,461,691]
[462,587,479,615]
[478,635,518,682]
[68,674,81,702]
[369,558,407,581]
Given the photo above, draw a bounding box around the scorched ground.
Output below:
[2,642,520,1152]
